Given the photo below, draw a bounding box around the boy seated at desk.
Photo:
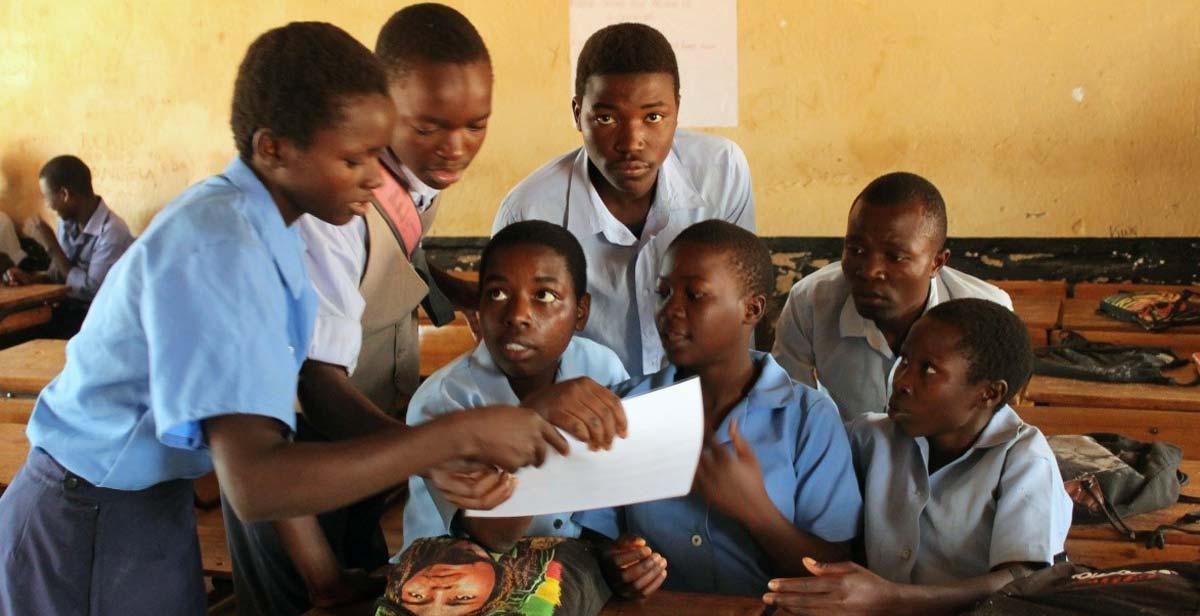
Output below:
[772,172,1011,421]
[404,220,630,552]
[763,298,1072,616]
[574,220,863,598]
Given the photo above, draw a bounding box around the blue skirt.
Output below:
[0,447,205,615]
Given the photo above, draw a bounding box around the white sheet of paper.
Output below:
[568,0,739,127]
[465,376,704,518]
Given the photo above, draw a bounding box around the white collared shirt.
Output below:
[772,262,1013,420]
[493,130,755,378]
[401,336,630,551]
[295,166,438,374]
[848,406,1072,584]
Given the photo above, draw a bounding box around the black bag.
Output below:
[1050,434,1200,547]
[965,561,1200,616]
[1098,290,1200,332]
[1033,331,1198,385]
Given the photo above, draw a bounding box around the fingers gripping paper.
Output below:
[466,377,704,518]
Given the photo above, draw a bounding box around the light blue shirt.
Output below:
[772,262,1013,420]
[403,336,630,551]
[55,198,134,302]
[847,406,1072,585]
[493,130,755,378]
[574,352,863,596]
[27,157,316,490]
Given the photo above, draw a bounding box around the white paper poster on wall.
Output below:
[569,0,738,127]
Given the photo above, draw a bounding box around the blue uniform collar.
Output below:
[662,351,795,445]
[566,145,708,244]
[467,338,594,405]
[221,157,308,299]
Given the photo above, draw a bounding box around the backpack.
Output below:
[965,561,1200,616]
[1098,290,1200,332]
[1049,434,1200,548]
[1033,331,1198,386]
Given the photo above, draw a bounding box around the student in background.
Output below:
[763,298,1071,615]
[224,6,500,614]
[4,155,134,336]
[405,221,629,553]
[772,172,1011,421]
[575,221,862,598]
[493,23,755,379]
[0,22,564,616]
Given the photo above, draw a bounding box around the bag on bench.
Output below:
[1049,434,1200,548]
[1097,289,1200,332]
[965,561,1200,616]
[1033,331,1198,385]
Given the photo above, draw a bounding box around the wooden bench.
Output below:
[0,397,34,424]
[1018,405,1200,459]
[989,279,1068,299]
[1024,375,1200,413]
[1012,296,1062,346]
[303,589,765,616]
[0,422,29,488]
[196,506,232,578]
[0,338,66,397]
[1064,459,1200,567]
[0,284,67,337]
[1072,283,1200,300]
[418,312,476,378]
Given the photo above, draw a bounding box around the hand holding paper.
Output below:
[466,377,704,518]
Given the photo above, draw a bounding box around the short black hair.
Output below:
[925,298,1033,410]
[375,3,491,79]
[482,221,588,300]
[669,220,773,298]
[574,23,680,100]
[854,171,948,248]
[231,22,389,162]
[39,155,93,196]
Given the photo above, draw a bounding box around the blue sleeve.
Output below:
[573,506,621,539]
[142,241,299,449]
[792,395,863,542]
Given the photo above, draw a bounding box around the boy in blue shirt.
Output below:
[0,23,566,616]
[763,299,1071,615]
[405,220,630,553]
[574,220,863,597]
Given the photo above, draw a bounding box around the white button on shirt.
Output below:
[848,407,1073,585]
[772,262,1013,420]
[493,130,755,378]
[294,166,438,375]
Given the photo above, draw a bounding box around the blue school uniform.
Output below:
[573,352,863,596]
[403,336,629,552]
[0,157,315,615]
[848,407,1072,585]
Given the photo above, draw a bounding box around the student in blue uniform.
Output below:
[405,221,629,553]
[763,298,1071,615]
[574,220,862,598]
[0,22,565,616]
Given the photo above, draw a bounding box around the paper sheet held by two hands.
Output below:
[465,376,704,518]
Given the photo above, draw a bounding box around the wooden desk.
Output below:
[304,590,766,616]
[1073,283,1200,301]
[1025,375,1200,412]
[1012,296,1062,346]
[1065,459,1200,567]
[0,422,29,487]
[0,284,67,336]
[418,313,476,378]
[0,338,67,397]
[1019,405,1200,458]
[989,279,1068,299]
[1049,328,1200,359]
[1061,298,1200,335]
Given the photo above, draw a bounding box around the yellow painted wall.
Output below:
[2,1,1197,238]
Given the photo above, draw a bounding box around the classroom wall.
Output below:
[2,1,1197,238]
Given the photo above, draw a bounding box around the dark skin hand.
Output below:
[598,535,669,600]
[763,558,1035,616]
